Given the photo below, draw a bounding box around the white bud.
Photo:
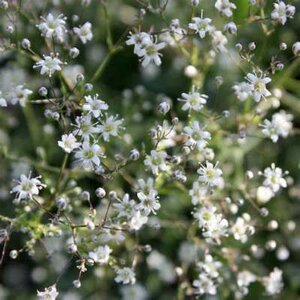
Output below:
[95,187,106,198]
[69,47,80,58]
[129,149,140,161]
[21,38,31,49]
[9,250,18,259]
[184,65,198,78]
[292,41,300,56]
[224,22,237,34]
[157,101,170,115]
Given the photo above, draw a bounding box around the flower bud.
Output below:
[95,187,106,198]
[279,42,287,51]
[157,101,170,115]
[56,197,67,210]
[9,250,18,259]
[84,83,93,92]
[248,42,256,51]
[129,149,140,161]
[39,86,48,97]
[224,22,237,34]
[292,41,300,56]
[21,38,31,49]
[69,47,80,58]
[76,73,85,82]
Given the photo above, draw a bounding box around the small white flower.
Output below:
[245,73,271,102]
[37,13,67,43]
[7,85,32,107]
[37,284,59,300]
[115,267,136,285]
[83,94,109,118]
[178,90,208,112]
[193,273,217,295]
[129,210,148,231]
[197,254,222,278]
[73,22,93,44]
[0,91,7,107]
[262,163,287,193]
[215,0,237,17]
[262,268,283,295]
[58,133,81,153]
[74,142,104,170]
[34,54,63,77]
[197,161,223,187]
[126,32,151,55]
[261,110,293,142]
[97,114,124,142]
[237,270,256,289]
[271,1,295,25]
[292,41,300,56]
[73,115,100,141]
[138,38,166,67]
[188,13,212,38]
[88,245,112,264]
[211,30,228,52]
[144,150,167,175]
[11,173,46,203]
[233,82,252,102]
[184,121,211,150]
[189,181,208,205]
[231,215,255,243]
[136,190,160,215]
[113,194,136,219]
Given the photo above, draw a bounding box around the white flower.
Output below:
[113,194,136,219]
[144,150,167,175]
[83,94,109,118]
[7,85,32,107]
[215,0,237,17]
[37,13,67,43]
[188,14,212,38]
[73,22,93,44]
[135,177,157,197]
[194,205,217,228]
[262,163,287,193]
[178,91,208,112]
[136,190,160,215]
[237,270,256,289]
[11,173,46,203]
[202,213,229,243]
[292,41,300,56]
[138,38,166,67]
[189,181,208,205]
[184,121,211,150]
[58,133,81,153]
[262,268,283,295]
[74,142,104,170]
[120,283,148,300]
[245,73,271,102]
[271,1,295,25]
[37,285,59,300]
[197,254,222,278]
[126,32,151,55]
[261,110,293,142]
[100,227,125,244]
[115,267,136,285]
[34,55,63,77]
[211,30,228,52]
[0,91,7,107]
[73,115,100,141]
[97,114,124,142]
[129,210,148,231]
[193,273,217,295]
[89,245,112,264]
[231,215,255,243]
[233,82,252,102]
[197,161,223,187]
